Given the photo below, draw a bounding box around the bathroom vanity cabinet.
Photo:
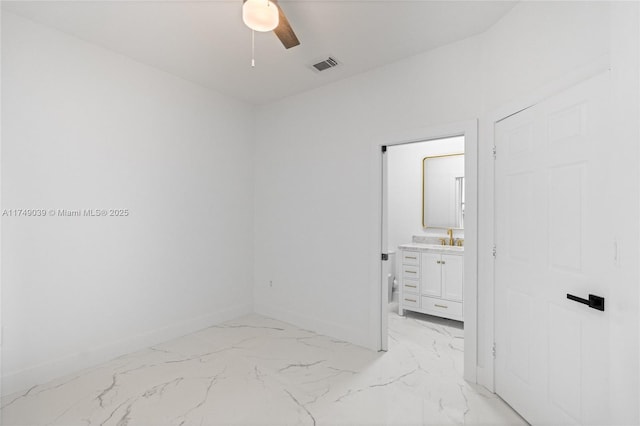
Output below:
[398,244,463,322]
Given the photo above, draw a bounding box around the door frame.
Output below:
[373,119,479,384]
[481,55,612,392]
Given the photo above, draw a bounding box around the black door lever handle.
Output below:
[567,293,605,311]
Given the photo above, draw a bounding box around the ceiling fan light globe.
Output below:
[242,0,279,32]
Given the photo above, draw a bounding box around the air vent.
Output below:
[312,57,339,72]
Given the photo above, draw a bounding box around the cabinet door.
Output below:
[442,254,463,301]
[420,252,441,297]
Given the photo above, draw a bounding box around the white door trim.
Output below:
[479,55,611,392]
[372,119,478,384]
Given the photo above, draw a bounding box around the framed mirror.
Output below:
[422,153,465,229]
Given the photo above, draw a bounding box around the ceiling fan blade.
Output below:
[272,0,300,49]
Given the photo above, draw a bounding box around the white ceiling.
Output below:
[3,1,516,105]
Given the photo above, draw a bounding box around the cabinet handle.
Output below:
[405,271,416,274]
[441,261,446,265]
[405,298,417,303]
[406,256,417,260]
[434,304,448,309]
[406,284,417,288]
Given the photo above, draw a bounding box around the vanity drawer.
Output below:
[402,265,420,279]
[421,296,463,318]
[402,295,420,309]
[401,251,420,265]
[402,279,419,294]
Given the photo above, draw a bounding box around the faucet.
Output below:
[447,228,454,246]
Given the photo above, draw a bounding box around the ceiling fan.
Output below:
[242,0,300,49]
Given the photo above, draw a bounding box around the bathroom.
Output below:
[385,135,465,355]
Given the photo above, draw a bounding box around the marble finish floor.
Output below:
[2,309,526,425]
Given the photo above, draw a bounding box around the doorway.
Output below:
[378,120,478,384]
[385,136,466,375]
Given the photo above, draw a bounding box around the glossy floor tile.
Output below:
[1,308,526,425]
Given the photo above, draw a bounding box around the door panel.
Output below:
[506,121,534,157]
[420,252,441,297]
[442,254,463,301]
[506,289,531,384]
[495,72,611,425]
[548,164,585,272]
[547,102,586,144]
[548,304,582,422]
[507,172,533,263]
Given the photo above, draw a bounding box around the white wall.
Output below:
[254,34,483,348]
[1,12,255,395]
[254,0,608,346]
[480,1,609,112]
[254,1,638,421]
[387,137,464,252]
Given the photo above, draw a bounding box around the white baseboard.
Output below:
[254,303,372,350]
[1,303,252,397]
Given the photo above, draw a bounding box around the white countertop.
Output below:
[398,243,464,253]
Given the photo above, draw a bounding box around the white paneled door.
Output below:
[495,73,612,425]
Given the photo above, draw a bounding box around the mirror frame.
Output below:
[422,152,465,229]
